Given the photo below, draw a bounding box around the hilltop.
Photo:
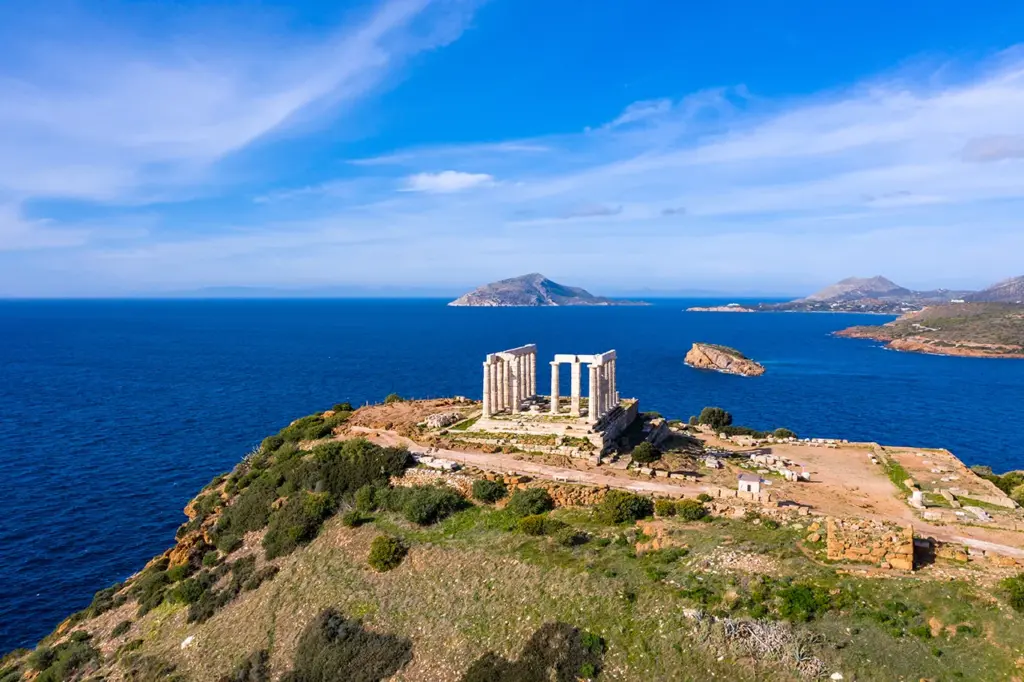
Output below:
[836,302,1024,358]
[684,343,765,376]
[5,397,1024,682]
[965,276,1024,304]
[764,276,971,313]
[448,274,647,307]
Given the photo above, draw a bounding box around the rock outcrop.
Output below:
[684,343,765,376]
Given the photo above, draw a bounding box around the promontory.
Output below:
[684,342,766,376]
[448,273,648,307]
[836,302,1024,358]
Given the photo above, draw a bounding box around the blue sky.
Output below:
[3,0,1024,297]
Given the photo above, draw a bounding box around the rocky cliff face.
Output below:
[684,343,765,376]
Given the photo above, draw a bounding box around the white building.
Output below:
[738,473,762,494]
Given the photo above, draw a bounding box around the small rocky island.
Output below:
[836,302,1024,358]
[448,273,648,307]
[684,343,766,376]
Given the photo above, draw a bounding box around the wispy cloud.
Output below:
[402,170,496,193]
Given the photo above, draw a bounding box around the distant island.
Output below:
[836,302,1024,358]
[684,342,765,376]
[687,275,1023,314]
[686,303,757,313]
[448,273,649,307]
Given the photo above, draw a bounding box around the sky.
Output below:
[3,0,1024,297]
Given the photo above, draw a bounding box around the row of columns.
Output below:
[549,356,618,424]
[481,346,537,417]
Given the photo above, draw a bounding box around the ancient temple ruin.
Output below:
[474,344,635,457]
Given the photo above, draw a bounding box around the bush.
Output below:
[166,564,192,582]
[773,428,797,439]
[1011,484,1024,507]
[599,490,654,524]
[631,441,660,464]
[696,493,712,503]
[282,608,413,681]
[111,620,132,637]
[518,514,552,536]
[654,499,676,517]
[260,435,285,453]
[368,535,408,572]
[354,484,379,512]
[384,393,405,405]
[553,527,588,547]
[341,509,369,527]
[399,486,468,525]
[332,402,354,413]
[263,491,335,559]
[29,634,99,682]
[697,407,733,431]
[472,479,508,504]
[129,566,171,616]
[166,577,206,605]
[218,649,270,682]
[778,584,831,622]
[506,488,555,517]
[203,551,220,568]
[1002,573,1024,611]
[676,499,708,521]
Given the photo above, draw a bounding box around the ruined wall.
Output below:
[826,517,914,571]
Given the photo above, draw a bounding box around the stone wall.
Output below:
[705,485,774,505]
[825,517,914,571]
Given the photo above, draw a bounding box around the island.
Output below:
[684,342,766,376]
[6,343,1024,682]
[448,273,648,307]
[836,302,1024,358]
[685,303,757,313]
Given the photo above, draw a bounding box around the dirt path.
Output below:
[349,427,705,498]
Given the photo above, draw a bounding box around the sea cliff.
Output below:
[684,343,765,376]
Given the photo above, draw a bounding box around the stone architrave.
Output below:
[550,361,560,413]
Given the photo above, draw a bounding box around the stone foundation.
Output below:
[826,517,914,571]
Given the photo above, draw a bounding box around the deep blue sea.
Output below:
[2,299,1023,652]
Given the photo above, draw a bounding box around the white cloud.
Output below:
[402,170,496,193]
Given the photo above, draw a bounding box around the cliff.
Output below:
[836,303,1024,358]
[684,343,765,376]
[448,273,647,307]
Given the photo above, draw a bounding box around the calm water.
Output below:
[1,299,1023,651]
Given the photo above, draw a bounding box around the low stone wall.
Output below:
[826,517,914,571]
[959,492,1017,510]
[705,485,774,505]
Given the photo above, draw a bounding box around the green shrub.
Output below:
[341,509,369,527]
[697,407,733,430]
[778,584,830,622]
[332,402,354,412]
[263,491,335,559]
[166,564,192,582]
[111,620,132,637]
[401,486,467,525]
[87,583,125,617]
[472,479,508,503]
[1011,484,1024,507]
[203,551,220,568]
[311,440,411,502]
[654,499,676,517]
[166,577,206,605]
[282,608,413,681]
[676,499,708,521]
[260,434,285,453]
[368,535,408,572]
[1002,573,1024,611]
[631,441,660,464]
[218,649,270,682]
[506,488,555,517]
[384,393,405,404]
[518,514,550,536]
[696,493,712,503]
[29,633,99,682]
[354,484,379,512]
[773,428,797,439]
[129,566,171,616]
[553,527,588,547]
[212,479,278,548]
[599,490,654,524]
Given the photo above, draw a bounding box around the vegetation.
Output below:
[472,479,508,503]
[654,498,676,517]
[263,491,335,559]
[598,490,653,524]
[217,649,269,682]
[368,535,408,572]
[630,441,660,464]
[384,393,405,404]
[459,623,605,682]
[28,631,99,682]
[840,302,1024,353]
[283,608,413,681]
[506,488,555,517]
[676,498,708,521]
[1001,573,1024,611]
[697,406,733,430]
[773,427,797,439]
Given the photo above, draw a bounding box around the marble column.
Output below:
[609,359,617,405]
[588,363,600,424]
[603,363,612,413]
[482,361,492,416]
[490,359,499,412]
[499,359,508,411]
[550,361,560,413]
[570,361,582,417]
[529,352,536,397]
[510,357,520,413]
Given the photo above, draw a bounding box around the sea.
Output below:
[1,298,1023,652]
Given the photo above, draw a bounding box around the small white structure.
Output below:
[738,473,762,494]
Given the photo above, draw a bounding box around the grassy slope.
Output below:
[56,503,1024,682]
[841,303,1024,348]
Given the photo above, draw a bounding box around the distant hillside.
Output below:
[836,302,1024,358]
[966,276,1024,304]
[801,276,912,302]
[759,276,972,313]
[448,273,648,307]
